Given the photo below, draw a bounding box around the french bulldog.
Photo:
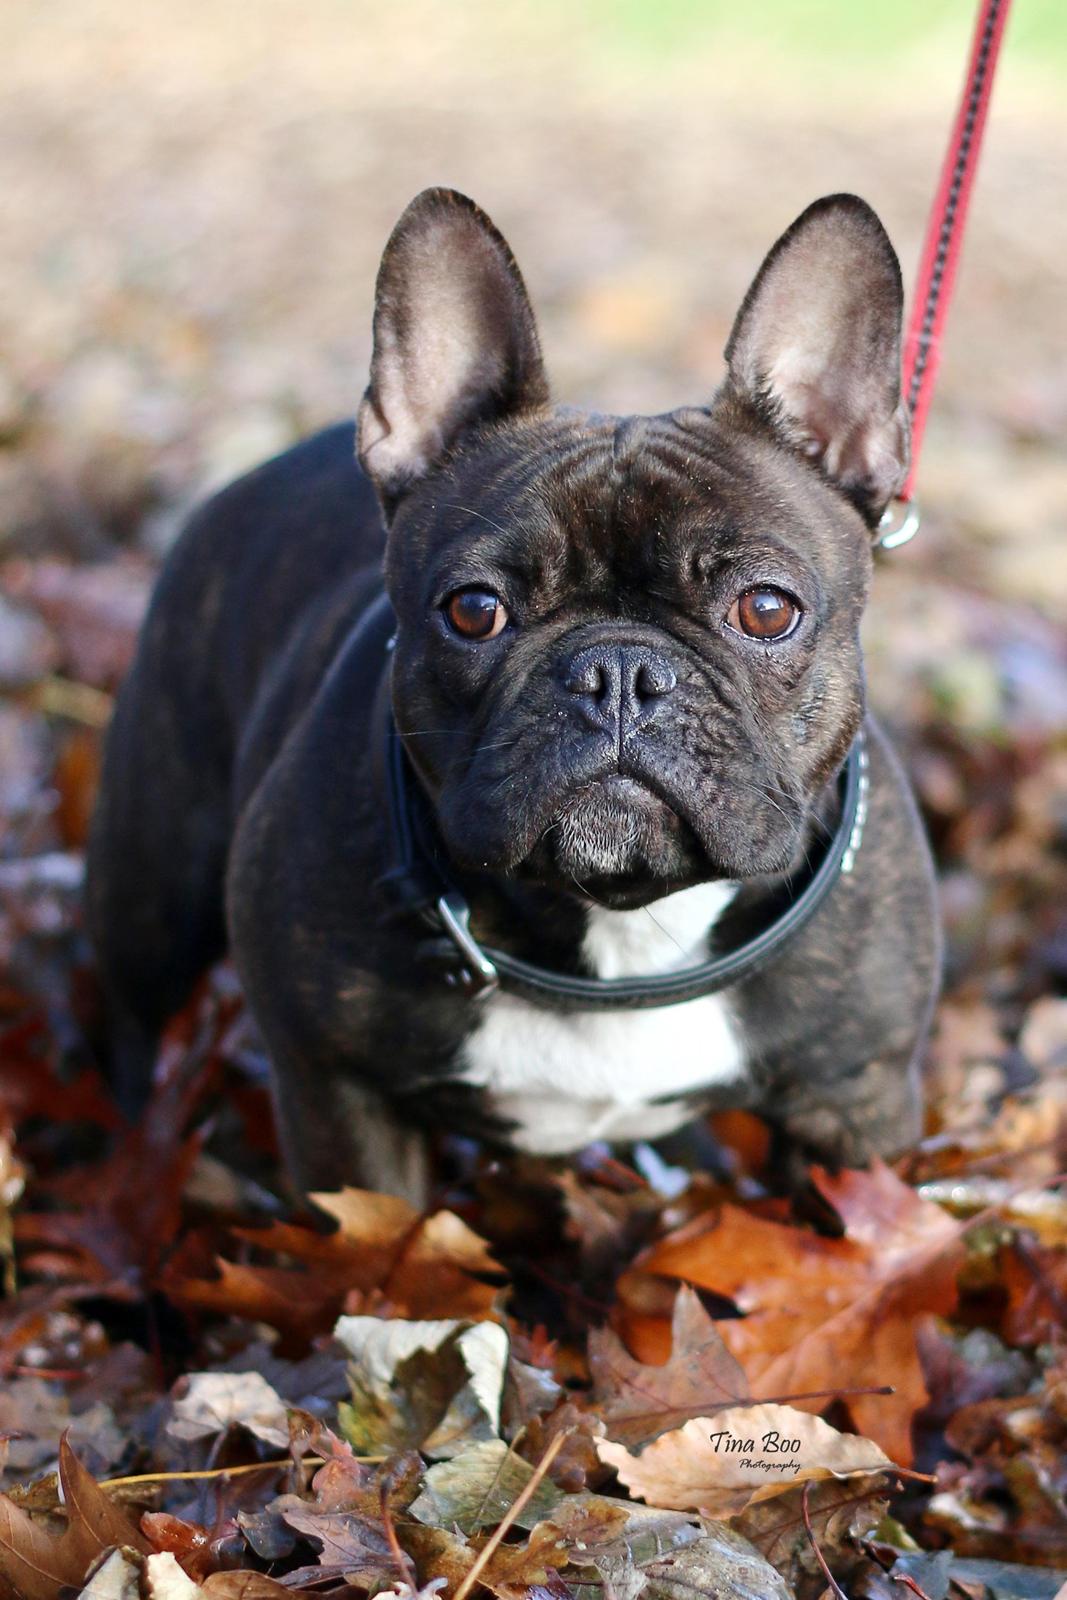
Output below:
[87,188,940,1204]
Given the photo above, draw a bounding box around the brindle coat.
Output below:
[87,191,941,1201]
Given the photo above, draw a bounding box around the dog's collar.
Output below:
[370,598,869,1010]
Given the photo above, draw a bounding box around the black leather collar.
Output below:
[369,593,869,1010]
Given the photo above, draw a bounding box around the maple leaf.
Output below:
[161,1189,504,1344]
[590,1286,748,1448]
[642,1160,964,1463]
[598,1403,893,1518]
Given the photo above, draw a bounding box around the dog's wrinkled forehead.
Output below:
[401,403,863,611]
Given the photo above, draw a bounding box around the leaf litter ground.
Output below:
[0,555,1063,1600]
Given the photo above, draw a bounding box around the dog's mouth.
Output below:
[522,773,708,901]
[434,730,807,897]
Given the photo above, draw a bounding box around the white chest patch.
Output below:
[458,881,747,1154]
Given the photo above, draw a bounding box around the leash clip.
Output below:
[436,892,500,999]
[877,499,921,551]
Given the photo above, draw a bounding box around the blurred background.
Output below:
[0,0,1064,1073]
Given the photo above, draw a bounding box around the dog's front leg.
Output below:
[269,1060,431,1208]
[768,1048,923,1182]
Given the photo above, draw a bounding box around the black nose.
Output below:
[563,643,677,735]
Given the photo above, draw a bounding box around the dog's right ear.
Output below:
[357,189,548,512]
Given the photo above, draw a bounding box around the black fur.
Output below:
[87,191,940,1201]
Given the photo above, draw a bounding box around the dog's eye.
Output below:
[444,588,509,640]
[727,587,800,640]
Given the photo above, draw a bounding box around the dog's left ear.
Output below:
[358,188,548,511]
[724,194,909,524]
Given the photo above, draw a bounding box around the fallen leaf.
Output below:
[16,1023,218,1293]
[642,1162,964,1462]
[167,1372,291,1449]
[616,1523,793,1600]
[590,1286,748,1448]
[0,1439,148,1600]
[200,1577,292,1598]
[403,1521,568,1600]
[77,1549,140,1599]
[0,1492,88,1600]
[144,1551,201,1599]
[598,1404,893,1517]
[732,1476,889,1587]
[554,1494,793,1600]
[162,1189,503,1343]
[58,1436,152,1559]
[334,1316,509,1459]
[273,1498,395,1586]
[409,1440,564,1533]
[140,1513,220,1582]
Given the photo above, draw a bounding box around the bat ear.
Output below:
[357,189,548,513]
[725,194,910,524]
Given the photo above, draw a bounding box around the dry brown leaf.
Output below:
[403,1521,569,1600]
[58,1436,152,1561]
[590,1285,748,1448]
[273,1499,395,1586]
[161,1188,503,1342]
[0,1493,86,1600]
[167,1371,291,1449]
[733,1475,890,1586]
[199,1577,292,1598]
[642,1161,964,1463]
[0,1439,147,1600]
[598,1403,892,1517]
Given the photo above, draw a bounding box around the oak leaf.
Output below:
[0,1437,148,1600]
[402,1521,569,1600]
[590,1286,748,1448]
[642,1161,964,1463]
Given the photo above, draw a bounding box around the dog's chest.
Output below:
[457,882,746,1154]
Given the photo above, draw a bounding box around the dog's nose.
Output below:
[563,644,677,735]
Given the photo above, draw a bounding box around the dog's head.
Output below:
[358,189,908,907]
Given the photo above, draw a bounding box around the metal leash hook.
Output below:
[877,499,922,552]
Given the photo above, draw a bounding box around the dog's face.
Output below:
[359,190,908,908]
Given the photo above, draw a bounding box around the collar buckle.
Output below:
[436,893,500,999]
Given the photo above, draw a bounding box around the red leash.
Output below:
[881,0,1013,544]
